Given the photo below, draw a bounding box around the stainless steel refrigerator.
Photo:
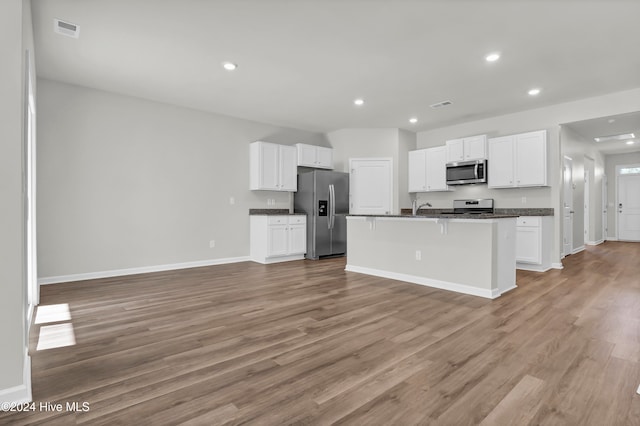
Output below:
[294,170,349,259]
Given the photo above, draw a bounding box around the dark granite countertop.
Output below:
[249,209,306,216]
[349,213,519,219]
[399,208,554,217]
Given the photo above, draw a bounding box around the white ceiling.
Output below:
[563,111,640,155]
[31,0,640,137]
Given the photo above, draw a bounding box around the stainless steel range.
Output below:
[452,199,494,215]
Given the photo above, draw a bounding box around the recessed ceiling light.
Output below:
[409,117,418,124]
[594,133,635,142]
[626,141,635,145]
[222,62,237,71]
[354,98,364,106]
[485,53,500,62]
[528,88,541,96]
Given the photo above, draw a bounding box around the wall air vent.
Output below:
[54,18,80,38]
[430,100,453,109]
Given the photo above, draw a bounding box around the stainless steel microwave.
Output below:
[446,159,487,185]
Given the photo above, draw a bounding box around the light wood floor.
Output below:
[2,242,640,425]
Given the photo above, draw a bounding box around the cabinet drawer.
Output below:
[267,216,288,225]
[289,215,306,224]
[517,216,541,227]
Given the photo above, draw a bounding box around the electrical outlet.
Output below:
[229,196,235,205]
[415,250,421,261]
[521,196,527,204]
[209,240,215,248]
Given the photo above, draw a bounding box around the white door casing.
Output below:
[563,156,573,256]
[584,166,590,244]
[602,174,608,240]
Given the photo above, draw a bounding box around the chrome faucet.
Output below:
[412,200,432,216]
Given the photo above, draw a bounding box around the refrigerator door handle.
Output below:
[329,184,335,229]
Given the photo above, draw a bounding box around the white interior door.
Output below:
[349,158,392,215]
[563,156,573,256]
[618,173,640,241]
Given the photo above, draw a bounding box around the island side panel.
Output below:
[346,217,497,298]
[493,217,517,295]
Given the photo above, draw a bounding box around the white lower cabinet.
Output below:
[516,216,553,271]
[250,215,306,263]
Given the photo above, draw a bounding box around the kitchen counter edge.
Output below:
[249,209,306,216]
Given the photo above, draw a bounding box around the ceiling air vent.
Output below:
[430,100,452,109]
[594,133,635,142]
[54,18,80,38]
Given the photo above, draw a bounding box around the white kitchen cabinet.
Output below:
[250,215,306,263]
[516,217,541,264]
[445,134,487,163]
[250,141,297,191]
[408,146,450,192]
[488,135,516,187]
[296,143,333,169]
[488,130,547,188]
[516,216,553,271]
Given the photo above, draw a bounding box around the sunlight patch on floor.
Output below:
[37,323,76,350]
[35,303,71,324]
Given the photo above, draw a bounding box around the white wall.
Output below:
[326,128,416,214]
[0,0,30,401]
[605,151,640,239]
[37,79,329,279]
[397,129,416,210]
[416,87,640,265]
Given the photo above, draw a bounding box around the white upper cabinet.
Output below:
[295,143,333,169]
[408,149,427,192]
[488,130,547,188]
[445,134,487,163]
[445,139,464,163]
[515,131,547,187]
[250,141,297,191]
[488,135,516,187]
[408,146,450,192]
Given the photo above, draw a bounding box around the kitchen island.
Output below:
[346,214,518,299]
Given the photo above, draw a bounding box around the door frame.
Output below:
[583,156,595,245]
[602,174,608,240]
[24,51,38,322]
[562,156,573,257]
[616,163,640,241]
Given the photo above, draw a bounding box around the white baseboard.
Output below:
[516,264,552,272]
[572,246,585,255]
[250,254,305,265]
[0,354,31,404]
[586,239,604,246]
[38,256,251,285]
[345,264,508,299]
[606,237,618,241]
[551,262,564,270]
